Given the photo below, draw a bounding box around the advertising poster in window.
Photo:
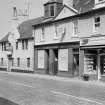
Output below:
[58,49,68,71]
[38,50,45,69]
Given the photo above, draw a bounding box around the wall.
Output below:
[78,12,105,37]
[12,39,34,71]
[34,19,79,46]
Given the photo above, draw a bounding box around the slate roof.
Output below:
[73,0,95,13]
[0,0,96,43]
[0,16,45,42]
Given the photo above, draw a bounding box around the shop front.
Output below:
[34,42,79,78]
[80,35,105,81]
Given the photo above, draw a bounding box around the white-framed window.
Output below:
[54,24,66,39]
[50,5,55,17]
[73,20,78,37]
[54,24,59,39]
[40,27,45,41]
[93,16,100,33]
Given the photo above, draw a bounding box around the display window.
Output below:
[84,50,97,74]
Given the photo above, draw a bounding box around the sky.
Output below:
[0,0,69,39]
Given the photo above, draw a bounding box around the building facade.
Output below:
[79,0,105,81]
[33,0,80,77]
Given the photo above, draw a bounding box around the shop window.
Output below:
[84,54,97,74]
[27,58,30,68]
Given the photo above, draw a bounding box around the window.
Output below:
[22,40,28,50]
[73,20,78,37]
[22,40,24,49]
[50,5,55,16]
[94,16,100,32]
[12,58,14,66]
[17,58,20,67]
[26,40,28,49]
[1,58,3,66]
[16,42,18,50]
[27,58,30,67]
[41,27,45,41]
[1,42,6,51]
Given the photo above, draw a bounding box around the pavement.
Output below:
[0,71,104,105]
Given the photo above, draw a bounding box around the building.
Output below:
[0,2,35,73]
[32,0,81,77]
[79,0,105,81]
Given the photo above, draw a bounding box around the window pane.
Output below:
[50,5,54,16]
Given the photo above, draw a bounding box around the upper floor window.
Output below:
[16,42,18,50]
[1,42,6,51]
[50,5,55,16]
[1,58,3,66]
[12,58,14,66]
[17,58,20,67]
[73,20,78,37]
[22,39,28,50]
[27,58,30,67]
[94,16,100,32]
[41,27,45,41]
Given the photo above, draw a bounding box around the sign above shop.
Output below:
[80,35,105,46]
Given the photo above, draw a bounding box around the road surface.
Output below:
[0,71,104,105]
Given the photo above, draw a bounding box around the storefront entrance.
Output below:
[100,55,105,75]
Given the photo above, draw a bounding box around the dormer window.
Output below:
[50,5,55,16]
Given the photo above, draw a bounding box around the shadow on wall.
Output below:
[0,97,19,105]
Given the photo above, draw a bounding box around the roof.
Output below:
[0,33,10,43]
[73,0,95,13]
[44,0,63,5]
[0,16,44,42]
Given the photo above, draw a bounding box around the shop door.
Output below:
[100,55,105,75]
[73,54,79,77]
[53,49,58,75]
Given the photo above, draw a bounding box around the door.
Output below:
[53,49,58,75]
[73,54,79,77]
[100,55,105,75]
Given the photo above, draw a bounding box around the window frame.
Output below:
[27,58,30,68]
[17,58,20,67]
[16,42,18,50]
[73,20,78,37]
[40,27,45,41]
[93,16,100,33]
[50,5,55,17]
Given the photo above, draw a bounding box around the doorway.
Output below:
[45,49,49,74]
[73,54,79,77]
[100,55,105,75]
[53,49,58,75]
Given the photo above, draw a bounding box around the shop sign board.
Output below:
[80,36,105,46]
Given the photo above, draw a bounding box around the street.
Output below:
[0,72,104,105]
